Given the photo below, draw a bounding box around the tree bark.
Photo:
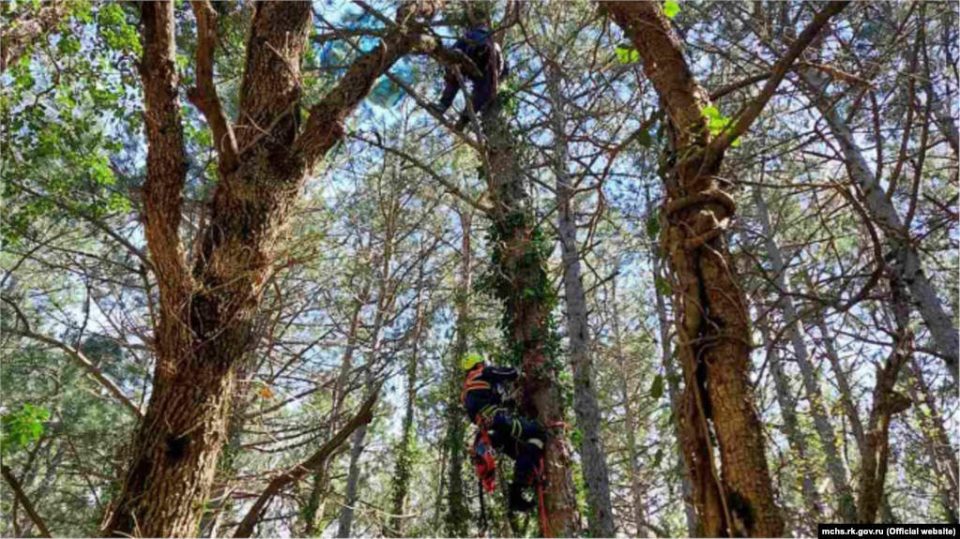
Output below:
[547,62,616,538]
[752,185,856,521]
[2,465,52,538]
[105,2,439,535]
[857,268,913,523]
[602,2,799,535]
[444,209,472,537]
[480,88,581,535]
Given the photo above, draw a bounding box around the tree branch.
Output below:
[187,0,238,173]
[1,0,67,72]
[1,295,143,419]
[1,465,52,538]
[232,389,381,538]
[710,0,849,153]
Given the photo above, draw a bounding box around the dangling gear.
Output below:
[509,481,535,512]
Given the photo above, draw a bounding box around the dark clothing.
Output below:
[462,364,545,510]
[436,27,507,127]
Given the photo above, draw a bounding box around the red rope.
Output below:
[535,457,552,538]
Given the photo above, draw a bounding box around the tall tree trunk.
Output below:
[547,62,615,538]
[802,70,959,382]
[302,283,370,536]
[105,2,439,534]
[387,289,426,536]
[444,209,472,537]
[482,94,580,537]
[810,306,867,449]
[610,277,656,538]
[907,360,959,522]
[603,2,801,534]
[752,185,856,521]
[755,309,823,532]
[857,267,913,523]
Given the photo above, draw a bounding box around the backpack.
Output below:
[471,428,497,493]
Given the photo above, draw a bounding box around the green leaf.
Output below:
[653,447,665,467]
[614,44,640,64]
[635,129,652,148]
[663,0,681,19]
[655,276,672,296]
[645,213,660,239]
[650,374,664,400]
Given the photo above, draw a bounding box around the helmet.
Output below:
[461,353,484,371]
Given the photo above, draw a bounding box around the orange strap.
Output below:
[535,457,552,538]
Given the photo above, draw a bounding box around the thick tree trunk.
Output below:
[752,186,856,521]
[604,2,785,535]
[547,63,616,538]
[482,96,580,537]
[106,1,441,534]
[803,71,959,382]
[756,310,823,532]
[444,210,472,537]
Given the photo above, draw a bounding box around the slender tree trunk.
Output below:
[547,62,616,538]
[302,284,369,536]
[444,209,472,537]
[907,360,959,522]
[756,310,822,532]
[752,185,856,521]
[857,266,913,523]
[610,277,656,538]
[810,307,867,449]
[604,3,787,535]
[802,70,959,382]
[387,290,426,536]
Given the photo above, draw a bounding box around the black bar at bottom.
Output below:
[818,524,959,538]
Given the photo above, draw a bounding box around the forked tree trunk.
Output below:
[105,2,440,534]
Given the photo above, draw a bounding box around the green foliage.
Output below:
[701,105,741,147]
[645,213,660,240]
[655,276,673,296]
[1,403,50,456]
[614,43,640,64]
[663,0,681,19]
[649,374,664,400]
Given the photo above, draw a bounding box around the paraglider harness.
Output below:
[464,373,552,536]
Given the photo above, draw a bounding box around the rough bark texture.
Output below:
[482,96,581,538]
[803,70,959,382]
[444,210,472,537]
[105,3,439,535]
[547,63,615,538]
[753,186,856,521]
[603,2,785,535]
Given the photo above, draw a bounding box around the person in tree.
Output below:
[461,353,545,512]
[432,25,508,129]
